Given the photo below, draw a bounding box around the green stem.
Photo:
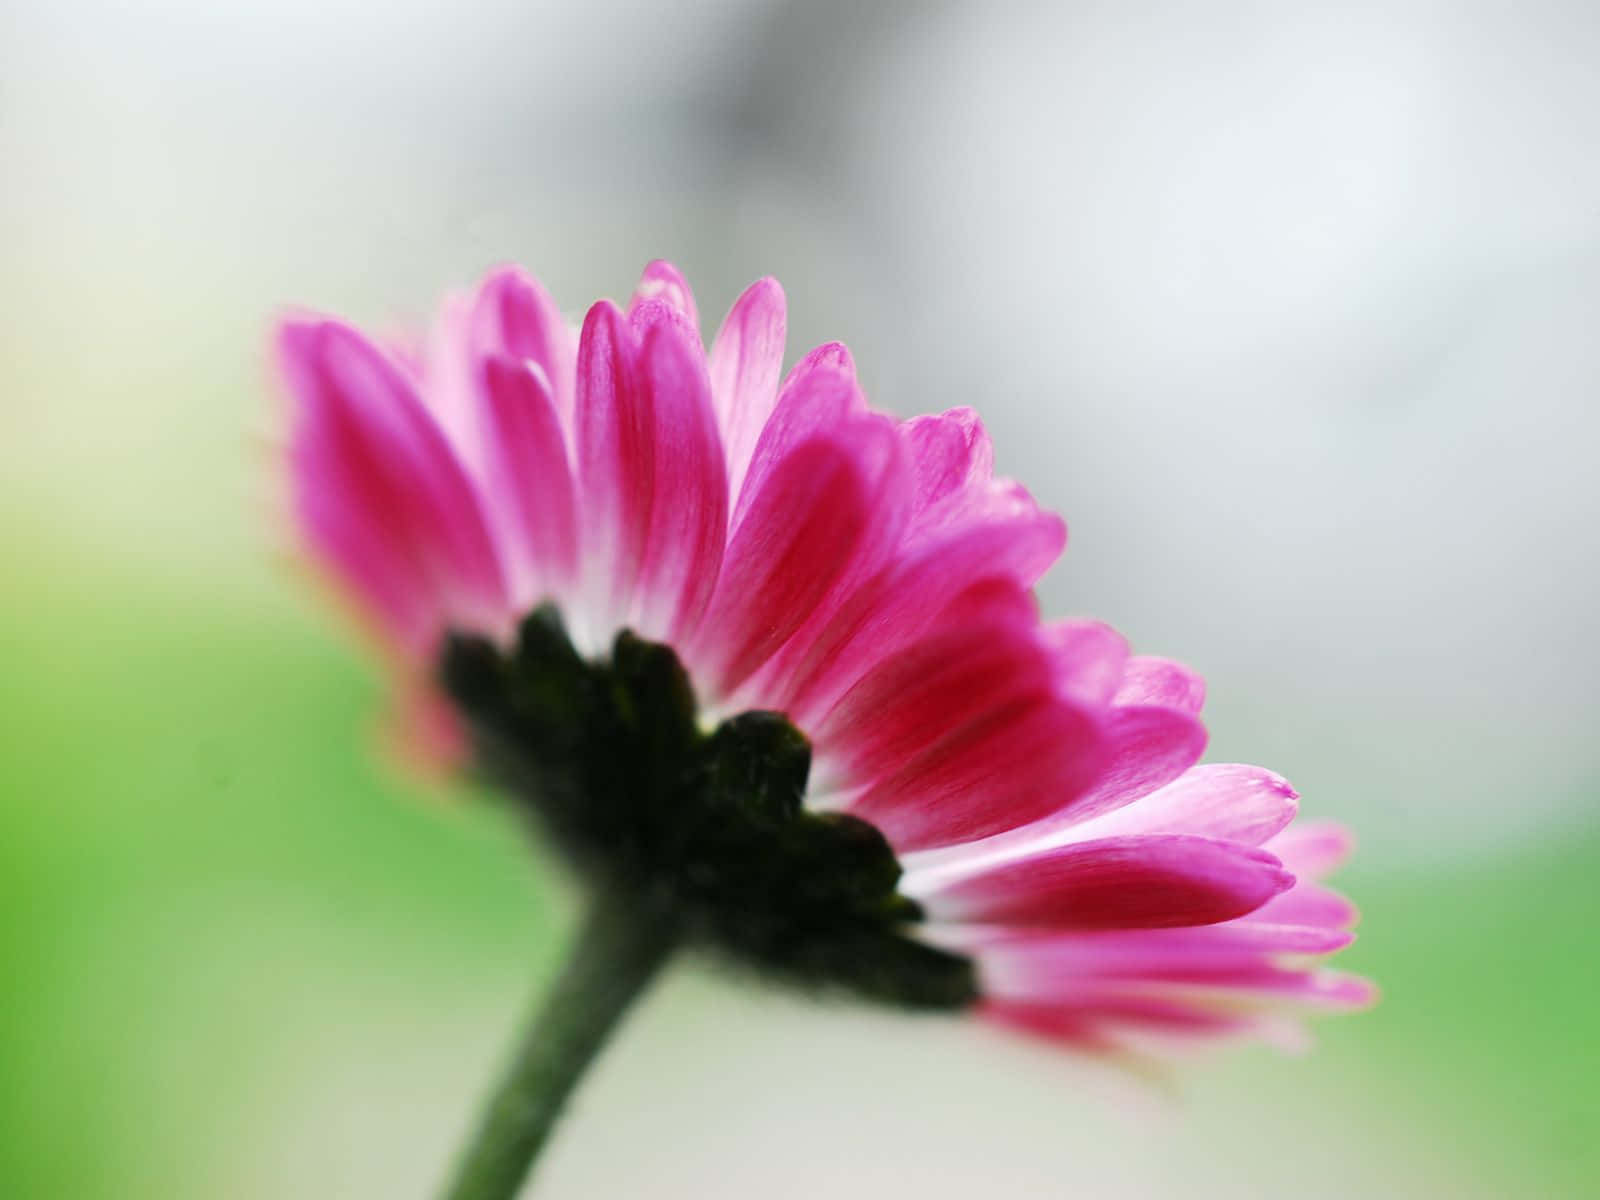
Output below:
[439,888,677,1200]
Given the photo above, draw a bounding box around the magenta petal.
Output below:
[731,342,862,528]
[1264,820,1355,881]
[776,508,1069,724]
[922,835,1293,929]
[689,421,897,695]
[1042,620,1131,707]
[631,322,728,641]
[897,407,995,516]
[281,318,507,645]
[1048,702,1209,828]
[823,619,1105,852]
[982,996,1250,1047]
[708,277,786,502]
[470,266,577,430]
[1250,882,1360,930]
[1070,763,1299,846]
[847,696,1104,853]
[479,354,578,605]
[574,300,653,627]
[628,259,700,333]
[1113,656,1206,714]
[964,924,1355,999]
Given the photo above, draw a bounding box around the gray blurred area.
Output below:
[7,0,1596,863]
[4,1,1598,1196]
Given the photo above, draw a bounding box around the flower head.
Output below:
[278,261,1371,1056]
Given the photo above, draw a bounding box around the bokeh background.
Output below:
[4,1,1598,1196]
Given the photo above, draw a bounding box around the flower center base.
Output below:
[439,605,978,1011]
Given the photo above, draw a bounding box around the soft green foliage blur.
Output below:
[2,513,1596,1197]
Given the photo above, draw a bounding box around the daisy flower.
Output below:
[276,261,1371,1198]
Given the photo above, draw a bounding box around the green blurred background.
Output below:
[4,2,1597,1196]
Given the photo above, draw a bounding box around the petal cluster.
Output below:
[278,261,1370,1055]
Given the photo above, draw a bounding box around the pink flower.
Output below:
[278,260,1371,1058]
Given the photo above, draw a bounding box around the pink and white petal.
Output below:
[983,995,1258,1043]
[812,614,1059,785]
[418,289,481,469]
[772,508,1068,724]
[630,321,728,642]
[628,259,699,333]
[1042,620,1131,708]
[282,318,508,643]
[1041,703,1210,829]
[1264,820,1355,881]
[1064,763,1299,846]
[731,342,862,529]
[686,421,898,697]
[915,834,1293,930]
[846,692,1104,853]
[708,277,786,501]
[293,458,438,651]
[574,300,653,638]
[897,407,995,517]
[953,924,1355,1001]
[1248,881,1360,930]
[479,354,579,608]
[469,266,577,432]
[1113,656,1206,715]
[1125,965,1379,1012]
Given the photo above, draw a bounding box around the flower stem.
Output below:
[439,887,677,1200]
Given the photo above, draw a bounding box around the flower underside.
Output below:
[441,604,979,1010]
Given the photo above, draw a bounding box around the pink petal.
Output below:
[708,277,786,502]
[1113,656,1206,714]
[897,407,995,517]
[574,300,653,630]
[1066,763,1299,846]
[1264,820,1355,881]
[920,835,1293,929]
[812,610,1108,852]
[470,266,577,431]
[773,506,1068,724]
[281,318,507,647]
[846,690,1104,853]
[1042,620,1131,707]
[479,354,578,607]
[688,420,899,696]
[982,996,1255,1045]
[731,341,862,529]
[630,321,728,642]
[628,259,699,333]
[961,924,1355,1000]
[1046,702,1209,828]
[1249,882,1360,930]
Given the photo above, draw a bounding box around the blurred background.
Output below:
[3,1,1597,1195]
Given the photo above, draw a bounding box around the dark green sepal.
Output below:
[438,606,978,1012]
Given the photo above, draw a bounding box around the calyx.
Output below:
[440,606,977,1010]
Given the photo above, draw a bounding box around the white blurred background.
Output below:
[4,2,1597,1196]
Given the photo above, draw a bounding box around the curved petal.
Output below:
[574,300,652,635]
[469,265,577,431]
[688,420,899,697]
[708,277,786,502]
[628,259,699,333]
[916,834,1293,930]
[281,318,507,647]
[731,341,861,529]
[631,320,728,642]
[479,354,578,608]
[1113,656,1206,714]
[897,407,995,517]
[1064,763,1299,846]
